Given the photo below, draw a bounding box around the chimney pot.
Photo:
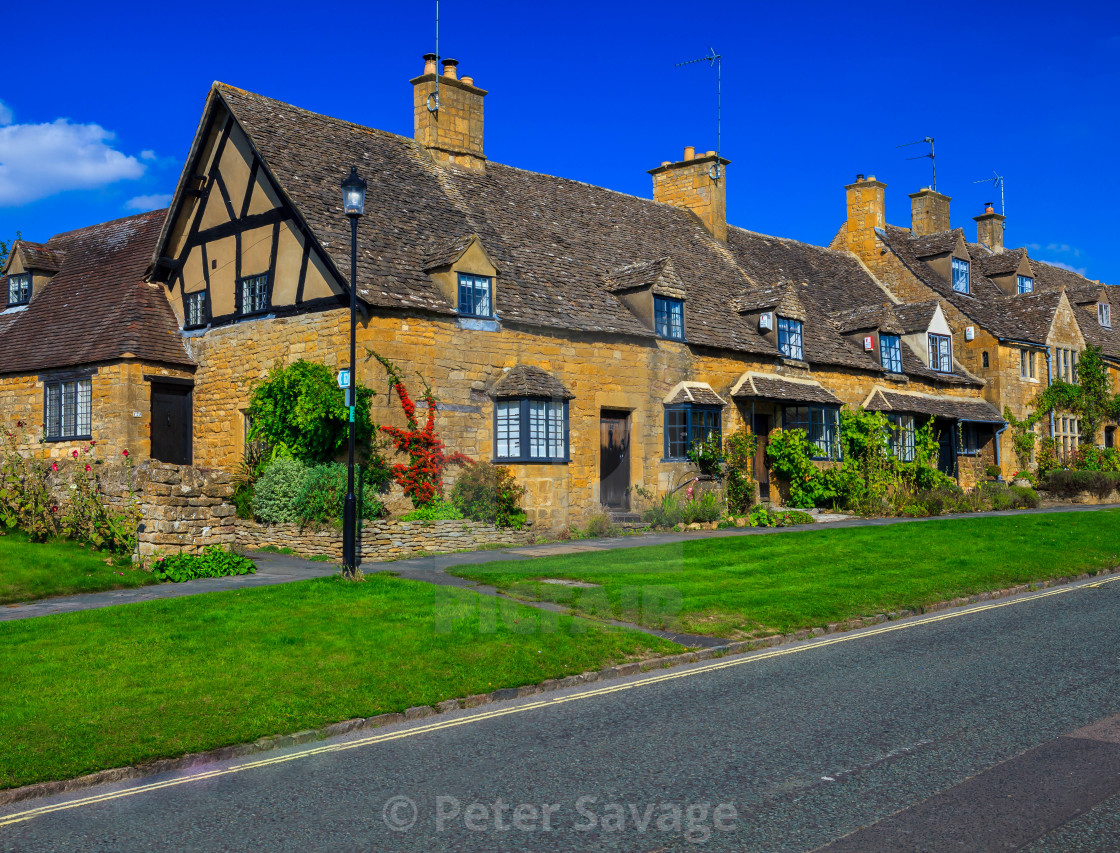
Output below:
[461,75,474,86]
[985,202,994,213]
[867,175,876,182]
[705,150,716,157]
[423,53,438,75]
[441,58,459,79]
[856,173,866,182]
[661,161,671,167]
[683,146,695,161]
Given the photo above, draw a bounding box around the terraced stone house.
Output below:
[836,177,1120,469]
[0,56,1029,528]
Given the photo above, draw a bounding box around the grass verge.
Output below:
[0,527,151,605]
[0,574,677,790]
[450,510,1120,638]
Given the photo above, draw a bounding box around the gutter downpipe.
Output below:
[1046,346,1055,439]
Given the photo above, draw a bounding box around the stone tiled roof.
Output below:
[490,365,574,399]
[910,231,959,258]
[891,300,941,334]
[832,303,904,334]
[731,372,842,405]
[664,382,727,407]
[975,247,1028,278]
[865,389,1004,423]
[422,234,477,271]
[0,211,192,375]
[602,257,679,293]
[209,85,983,387]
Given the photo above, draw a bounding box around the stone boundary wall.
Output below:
[136,464,237,557]
[234,518,535,562]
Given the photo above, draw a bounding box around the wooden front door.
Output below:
[151,383,193,465]
[934,418,955,476]
[753,413,772,501]
[600,412,630,509]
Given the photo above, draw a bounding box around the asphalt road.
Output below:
[5,576,1120,852]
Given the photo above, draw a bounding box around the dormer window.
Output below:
[929,333,952,372]
[458,273,492,317]
[1017,275,1033,294]
[1100,303,1112,328]
[777,316,803,360]
[7,273,30,306]
[880,334,902,373]
[654,296,684,340]
[952,258,970,294]
[185,291,207,329]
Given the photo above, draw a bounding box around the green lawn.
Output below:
[451,510,1120,638]
[0,527,153,605]
[0,574,677,790]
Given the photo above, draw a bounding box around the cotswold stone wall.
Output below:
[180,307,992,529]
[234,517,535,562]
[135,463,237,557]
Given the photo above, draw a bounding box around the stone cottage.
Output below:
[1,56,1007,528]
[836,177,1120,470]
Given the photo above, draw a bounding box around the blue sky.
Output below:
[2,1,1118,281]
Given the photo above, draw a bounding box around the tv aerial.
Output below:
[897,137,936,191]
[675,47,723,180]
[973,171,1006,216]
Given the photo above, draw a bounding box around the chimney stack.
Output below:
[411,54,487,171]
[842,174,887,259]
[649,148,729,241]
[909,187,952,236]
[974,202,1005,252]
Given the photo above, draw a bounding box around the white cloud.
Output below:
[1042,259,1088,275]
[0,112,146,206]
[125,193,172,211]
[1045,242,1081,257]
[140,150,157,161]
[0,102,11,126]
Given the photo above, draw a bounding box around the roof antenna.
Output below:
[972,171,1005,216]
[675,47,723,181]
[426,0,440,115]
[897,137,936,191]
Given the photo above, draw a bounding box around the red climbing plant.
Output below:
[373,354,472,507]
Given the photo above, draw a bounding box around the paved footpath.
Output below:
[2,503,1117,626]
[4,572,1120,851]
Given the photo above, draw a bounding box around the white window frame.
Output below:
[952,258,970,294]
[1017,275,1033,294]
[7,273,30,306]
[1100,303,1112,328]
[928,333,952,372]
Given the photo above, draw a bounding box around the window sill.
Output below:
[492,457,569,465]
[779,357,809,369]
[43,435,93,443]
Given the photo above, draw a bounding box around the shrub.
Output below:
[400,500,464,521]
[251,458,307,524]
[151,546,256,583]
[584,513,621,538]
[774,509,814,526]
[1070,445,1120,473]
[1008,485,1040,509]
[1043,470,1120,499]
[639,491,683,529]
[748,504,774,527]
[292,462,385,525]
[911,485,964,516]
[985,464,1002,479]
[247,359,376,464]
[746,504,814,528]
[680,491,723,524]
[766,429,833,508]
[450,461,527,528]
[723,429,758,515]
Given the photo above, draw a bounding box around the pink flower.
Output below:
[687,486,694,498]
[51,462,58,471]
[85,464,91,472]
[50,505,58,513]
[72,450,79,458]
[122,450,129,457]
[16,420,23,428]
[89,441,97,447]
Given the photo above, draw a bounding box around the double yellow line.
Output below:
[4,573,1119,828]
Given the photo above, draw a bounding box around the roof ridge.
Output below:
[44,208,168,246]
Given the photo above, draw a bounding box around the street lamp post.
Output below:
[340,166,366,579]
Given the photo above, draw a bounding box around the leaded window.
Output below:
[952,258,970,294]
[783,405,841,461]
[664,405,721,460]
[458,273,492,317]
[495,398,567,462]
[887,413,916,462]
[185,291,207,328]
[958,423,981,456]
[654,296,684,340]
[1100,303,1111,328]
[929,333,952,372]
[44,378,92,440]
[1020,348,1035,379]
[880,334,902,373]
[7,273,30,306]
[238,273,270,315]
[1017,275,1033,294]
[777,316,803,361]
